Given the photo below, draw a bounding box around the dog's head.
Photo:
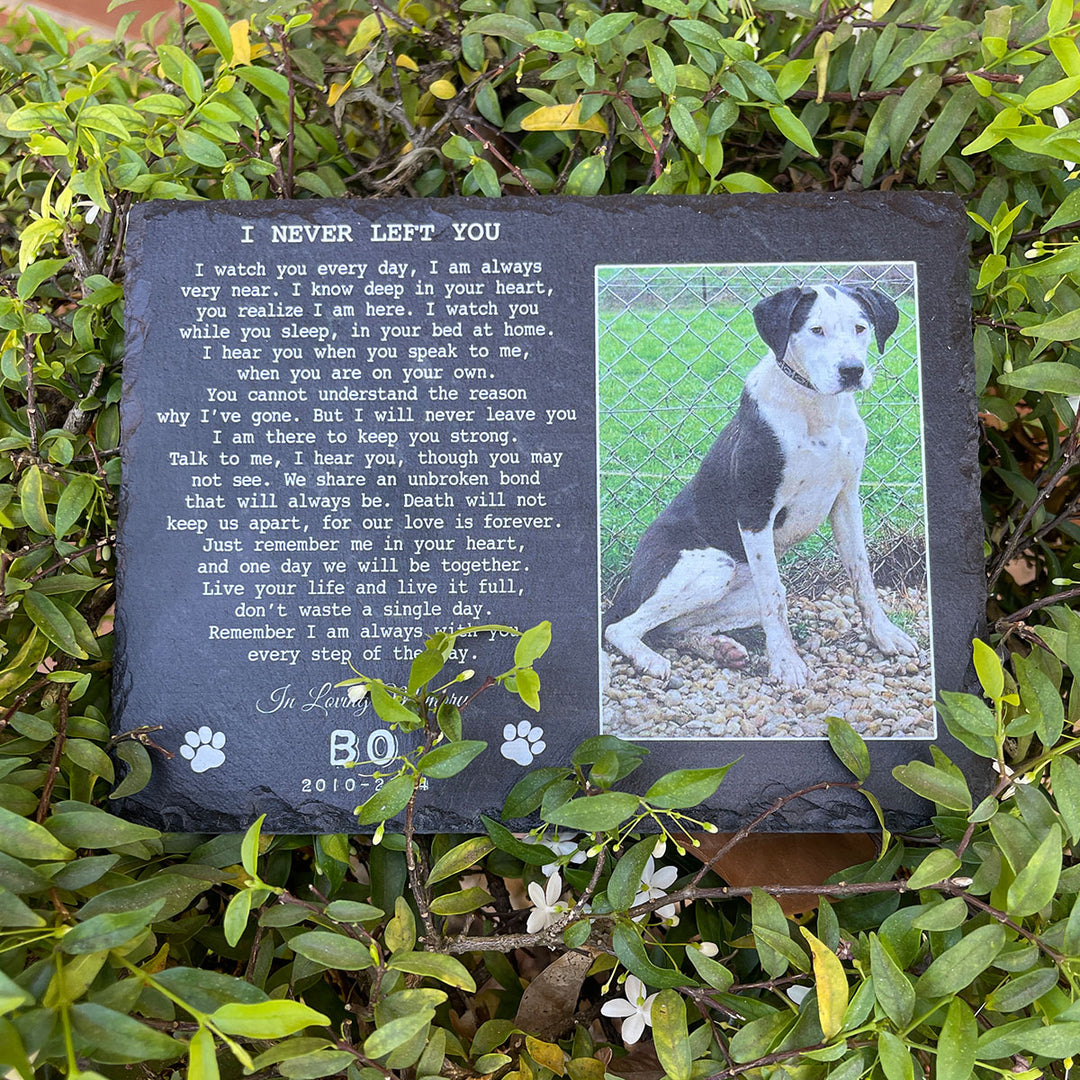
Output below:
[752,284,900,395]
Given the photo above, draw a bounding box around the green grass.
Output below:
[598,273,927,594]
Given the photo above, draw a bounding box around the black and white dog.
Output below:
[603,283,919,690]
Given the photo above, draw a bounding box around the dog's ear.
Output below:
[753,287,816,360]
[846,286,900,353]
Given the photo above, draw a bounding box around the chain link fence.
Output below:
[598,262,927,601]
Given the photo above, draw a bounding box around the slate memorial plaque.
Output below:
[116,193,984,834]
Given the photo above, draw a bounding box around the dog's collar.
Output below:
[775,355,814,390]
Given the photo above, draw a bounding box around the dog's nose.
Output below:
[838,364,864,389]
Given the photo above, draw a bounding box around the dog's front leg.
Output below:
[829,486,918,657]
[739,526,808,688]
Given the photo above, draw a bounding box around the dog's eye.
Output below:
[855,324,867,334]
[810,326,825,336]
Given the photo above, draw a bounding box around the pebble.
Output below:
[603,585,934,740]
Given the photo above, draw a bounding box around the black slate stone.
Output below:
[114,192,987,835]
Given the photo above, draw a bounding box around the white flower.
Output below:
[526,872,567,933]
[601,975,657,1046]
[347,683,368,704]
[523,829,588,876]
[632,856,679,921]
[695,941,719,958]
[1054,106,1077,171]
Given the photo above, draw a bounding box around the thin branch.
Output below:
[791,70,1022,103]
[36,686,71,823]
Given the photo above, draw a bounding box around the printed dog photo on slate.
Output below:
[597,262,934,742]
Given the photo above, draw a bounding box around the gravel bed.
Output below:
[602,585,933,740]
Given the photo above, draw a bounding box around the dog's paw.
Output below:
[639,652,672,685]
[871,619,918,658]
[769,652,808,689]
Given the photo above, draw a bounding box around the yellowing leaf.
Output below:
[229,20,251,67]
[520,101,608,135]
[430,79,456,100]
[396,54,419,71]
[800,928,848,1040]
[327,82,348,107]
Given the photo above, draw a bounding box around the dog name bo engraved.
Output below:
[115,193,984,834]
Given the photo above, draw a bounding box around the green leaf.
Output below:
[515,621,552,667]
[0,804,74,861]
[1000,361,1080,395]
[801,928,847,1039]
[647,43,676,96]
[651,990,691,1080]
[210,1001,329,1038]
[544,791,640,832]
[187,1027,219,1080]
[176,127,226,168]
[188,0,233,62]
[1006,823,1061,917]
[429,887,495,915]
[751,888,791,978]
[564,156,606,197]
[363,1010,434,1060]
[611,923,685,988]
[0,1018,34,1080]
[436,701,462,742]
[17,257,69,301]
[906,847,961,890]
[503,766,570,819]
[23,590,88,659]
[20,465,52,536]
[388,950,476,990]
[1052,755,1080,843]
[827,716,870,781]
[369,683,420,728]
[235,65,291,106]
[936,997,975,1080]
[480,815,554,866]
[915,923,1006,998]
[325,900,384,923]
[46,809,158,849]
[892,761,971,811]
[1016,655,1064,749]
[428,836,494,884]
[644,765,734,810]
[686,946,733,990]
[355,774,414,825]
[985,966,1059,1012]
[887,73,941,164]
[62,901,164,954]
[240,813,264,878]
[157,44,204,103]
[71,1003,183,1062]
[869,933,914,1027]
[291,930,374,970]
[419,739,486,779]
[771,105,817,155]
[972,639,1004,701]
[877,1030,914,1080]
[54,473,97,538]
[407,647,444,694]
[465,13,538,43]
[585,12,635,44]
[608,836,658,911]
[669,101,701,154]
[223,889,253,947]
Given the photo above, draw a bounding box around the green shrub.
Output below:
[2,0,1080,1077]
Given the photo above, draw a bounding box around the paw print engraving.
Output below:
[179,726,226,773]
[501,720,546,766]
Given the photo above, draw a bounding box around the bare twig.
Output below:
[36,686,71,823]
